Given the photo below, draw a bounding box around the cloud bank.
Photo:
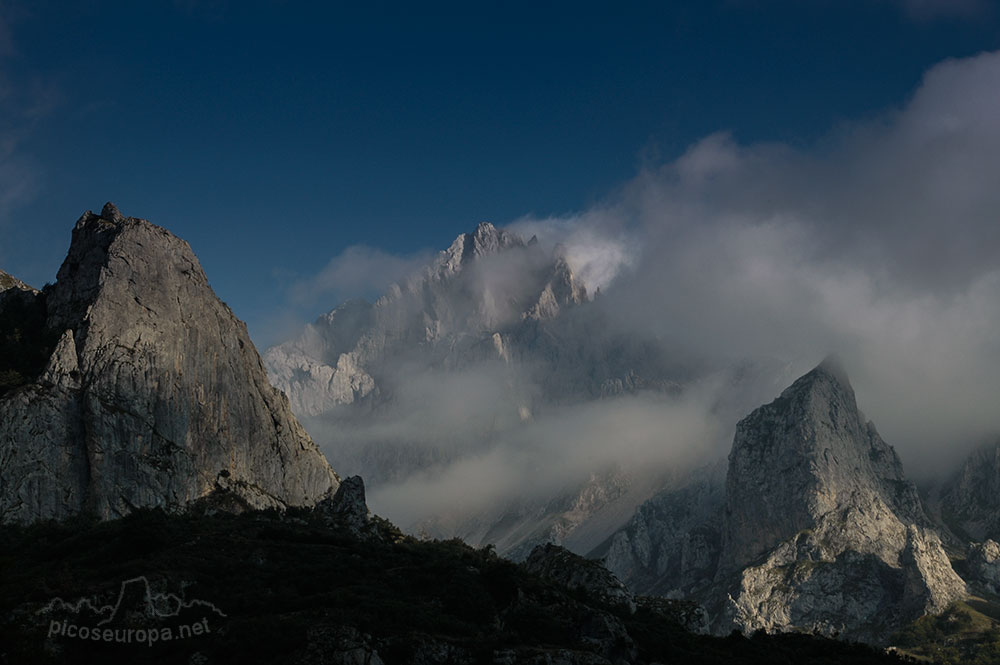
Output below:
[295,49,1000,542]
[514,49,1000,477]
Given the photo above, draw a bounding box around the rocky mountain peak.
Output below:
[100,201,126,223]
[1,204,339,524]
[773,353,855,420]
[267,219,598,418]
[466,221,521,258]
[435,221,526,278]
[721,358,921,569]
[710,359,965,641]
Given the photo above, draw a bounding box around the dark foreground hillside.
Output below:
[0,507,903,665]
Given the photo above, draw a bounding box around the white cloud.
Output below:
[301,49,1000,541]
[290,244,434,306]
[506,210,638,293]
[545,48,1000,477]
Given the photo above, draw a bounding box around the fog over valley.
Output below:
[267,50,1000,550]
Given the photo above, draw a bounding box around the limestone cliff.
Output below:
[716,358,966,641]
[596,358,967,643]
[0,203,338,523]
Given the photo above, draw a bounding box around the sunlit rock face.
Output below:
[0,203,338,524]
[600,359,966,643]
[721,358,927,571]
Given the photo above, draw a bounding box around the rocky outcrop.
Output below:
[522,256,587,321]
[524,543,637,613]
[940,441,1000,542]
[0,269,33,293]
[316,475,371,535]
[488,467,639,563]
[594,358,967,643]
[0,203,339,524]
[721,358,927,571]
[719,524,963,643]
[964,539,1000,595]
[594,463,724,598]
[714,358,965,641]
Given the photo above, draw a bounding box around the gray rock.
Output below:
[595,358,967,644]
[0,269,34,293]
[713,358,966,641]
[0,204,339,523]
[524,543,636,613]
[595,462,724,598]
[940,441,1000,542]
[721,357,927,571]
[964,539,1000,594]
[316,475,370,534]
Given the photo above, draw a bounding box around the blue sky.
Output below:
[1,0,998,345]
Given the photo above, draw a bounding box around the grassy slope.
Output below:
[890,597,1000,664]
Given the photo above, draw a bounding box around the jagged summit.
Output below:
[722,358,923,568]
[100,201,125,223]
[601,358,969,642]
[433,221,526,279]
[714,359,965,640]
[1,204,339,524]
[266,219,591,417]
[467,221,520,256]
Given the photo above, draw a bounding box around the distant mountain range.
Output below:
[264,221,791,559]
[263,218,1000,645]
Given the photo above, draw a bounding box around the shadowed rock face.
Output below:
[525,543,637,613]
[595,462,725,599]
[0,203,338,523]
[941,441,1000,542]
